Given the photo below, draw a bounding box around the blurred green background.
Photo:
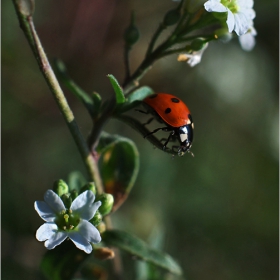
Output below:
[2,0,279,279]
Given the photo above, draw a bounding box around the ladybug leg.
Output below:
[142,117,154,126]
[135,109,149,114]
[144,126,170,138]
[162,131,175,150]
[135,109,154,126]
[160,135,177,143]
[171,145,180,153]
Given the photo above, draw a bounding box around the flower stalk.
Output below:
[12,0,104,195]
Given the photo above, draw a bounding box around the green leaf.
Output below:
[68,171,87,191]
[97,132,139,211]
[40,241,89,280]
[102,230,183,276]
[115,115,175,155]
[127,86,154,103]
[107,74,125,104]
[91,91,102,114]
[115,86,154,114]
[54,59,99,117]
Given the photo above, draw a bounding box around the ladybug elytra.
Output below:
[139,93,194,156]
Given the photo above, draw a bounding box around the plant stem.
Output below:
[123,34,175,93]
[13,0,104,195]
[145,22,166,58]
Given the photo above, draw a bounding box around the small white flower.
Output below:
[239,25,257,51]
[204,0,256,36]
[177,43,209,67]
[35,190,101,254]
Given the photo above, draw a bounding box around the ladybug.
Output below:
[139,93,194,156]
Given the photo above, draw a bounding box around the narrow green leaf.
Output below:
[102,230,183,276]
[127,86,154,103]
[40,241,89,280]
[54,59,98,117]
[107,74,125,104]
[115,86,154,113]
[91,91,102,113]
[97,132,139,210]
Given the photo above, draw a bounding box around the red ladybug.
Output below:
[139,93,194,156]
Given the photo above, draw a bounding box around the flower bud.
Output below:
[96,193,114,216]
[214,28,233,42]
[124,12,140,46]
[191,38,206,51]
[97,222,106,234]
[70,189,78,200]
[94,247,115,260]
[61,193,72,209]
[80,182,97,195]
[164,9,180,26]
[90,210,102,227]
[53,179,69,197]
[124,26,140,46]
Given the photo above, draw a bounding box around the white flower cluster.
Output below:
[204,0,256,51]
[177,0,256,66]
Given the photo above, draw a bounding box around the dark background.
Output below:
[2,0,279,279]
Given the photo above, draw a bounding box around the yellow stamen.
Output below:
[64,214,69,223]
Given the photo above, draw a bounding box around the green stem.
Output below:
[123,34,176,93]
[145,22,166,58]
[123,45,132,88]
[12,0,104,195]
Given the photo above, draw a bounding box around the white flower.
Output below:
[35,189,101,254]
[204,0,256,36]
[177,43,209,67]
[239,25,257,51]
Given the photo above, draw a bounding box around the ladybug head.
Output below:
[177,125,194,157]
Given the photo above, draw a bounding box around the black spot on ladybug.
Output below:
[149,94,158,99]
[165,108,171,114]
[171,98,180,103]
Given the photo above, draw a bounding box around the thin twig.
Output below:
[12,0,104,195]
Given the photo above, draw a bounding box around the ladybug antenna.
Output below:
[188,150,194,157]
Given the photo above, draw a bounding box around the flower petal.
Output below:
[238,0,254,9]
[234,12,249,36]
[239,28,256,51]
[204,0,227,13]
[245,8,256,20]
[44,231,68,249]
[71,191,99,220]
[68,231,93,254]
[226,9,235,33]
[36,222,58,241]
[34,201,56,222]
[44,190,65,213]
[83,201,102,220]
[76,220,101,244]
